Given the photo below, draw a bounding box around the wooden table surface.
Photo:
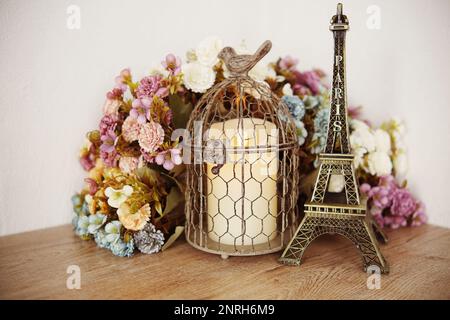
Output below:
[0,224,449,299]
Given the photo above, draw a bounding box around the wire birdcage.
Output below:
[184,40,300,258]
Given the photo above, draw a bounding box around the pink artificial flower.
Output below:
[164,109,173,126]
[162,54,181,75]
[295,71,322,95]
[115,68,131,92]
[106,87,124,100]
[391,188,416,217]
[138,122,165,153]
[122,116,141,142]
[279,55,299,71]
[102,98,121,116]
[79,144,97,171]
[118,156,139,174]
[155,148,182,170]
[120,68,131,78]
[84,178,98,195]
[313,68,326,78]
[411,202,427,227]
[368,186,392,209]
[136,75,169,99]
[99,114,118,136]
[364,174,426,229]
[100,150,119,168]
[130,98,151,124]
[292,84,310,96]
[80,154,95,171]
[383,215,407,229]
[348,106,362,119]
[370,206,385,228]
[379,175,396,192]
[100,130,117,153]
[360,183,371,195]
[141,150,156,164]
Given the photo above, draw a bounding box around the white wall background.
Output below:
[0,0,449,235]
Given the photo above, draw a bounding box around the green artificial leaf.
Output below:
[163,186,183,216]
[168,94,193,129]
[160,170,186,193]
[161,226,185,251]
[170,164,185,178]
[154,201,163,216]
[135,166,161,187]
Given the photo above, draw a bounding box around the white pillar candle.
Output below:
[328,174,345,193]
[206,118,278,246]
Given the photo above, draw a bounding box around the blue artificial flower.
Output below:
[71,193,84,215]
[87,213,107,235]
[75,215,90,239]
[94,229,110,249]
[81,200,90,216]
[311,107,330,154]
[71,194,82,207]
[99,220,135,257]
[110,239,135,257]
[72,215,79,228]
[282,95,306,120]
[279,95,308,145]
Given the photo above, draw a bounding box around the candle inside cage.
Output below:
[205,118,278,246]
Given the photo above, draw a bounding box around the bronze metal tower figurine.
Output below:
[279,3,389,273]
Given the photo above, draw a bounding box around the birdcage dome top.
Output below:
[186,41,298,152]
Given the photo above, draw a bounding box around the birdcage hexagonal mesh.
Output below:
[184,41,300,257]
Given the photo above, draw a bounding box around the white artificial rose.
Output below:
[367,151,393,176]
[196,36,223,67]
[373,129,391,153]
[328,175,345,193]
[350,127,375,153]
[182,62,216,93]
[391,117,406,136]
[224,61,273,82]
[392,120,407,150]
[282,83,294,96]
[350,119,370,131]
[353,147,366,170]
[394,149,408,178]
[296,120,308,146]
[382,117,406,149]
[248,63,276,82]
[186,49,197,63]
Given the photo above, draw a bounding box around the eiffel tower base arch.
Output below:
[279,207,389,274]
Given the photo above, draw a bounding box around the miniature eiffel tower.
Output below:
[280,3,389,273]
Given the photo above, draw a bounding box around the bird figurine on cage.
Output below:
[219,40,272,76]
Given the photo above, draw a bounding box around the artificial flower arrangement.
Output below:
[72,37,426,257]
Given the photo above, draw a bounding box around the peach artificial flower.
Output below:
[117,203,151,231]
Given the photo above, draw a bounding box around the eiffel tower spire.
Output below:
[310,3,358,206]
[326,2,351,154]
[279,4,389,273]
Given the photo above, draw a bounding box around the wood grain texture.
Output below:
[0,224,449,299]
